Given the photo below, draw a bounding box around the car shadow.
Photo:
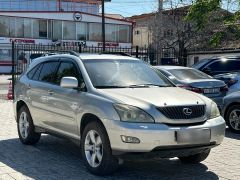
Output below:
[0,135,220,180]
[225,128,240,140]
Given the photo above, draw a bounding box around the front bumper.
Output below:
[102,116,225,153]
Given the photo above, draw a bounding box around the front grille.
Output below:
[157,105,205,119]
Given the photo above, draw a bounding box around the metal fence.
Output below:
[11,43,164,97]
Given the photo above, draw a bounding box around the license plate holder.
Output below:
[204,88,220,94]
[177,129,211,144]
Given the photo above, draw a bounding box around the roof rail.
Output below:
[100,52,132,57]
[69,51,80,57]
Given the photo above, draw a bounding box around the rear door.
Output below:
[29,60,60,129]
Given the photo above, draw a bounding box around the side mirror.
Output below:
[60,77,78,89]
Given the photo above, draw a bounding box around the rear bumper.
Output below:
[102,116,225,154]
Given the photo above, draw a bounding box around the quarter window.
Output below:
[38,62,58,83]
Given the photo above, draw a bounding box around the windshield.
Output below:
[83,59,173,88]
[192,59,210,69]
[168,69,212,80]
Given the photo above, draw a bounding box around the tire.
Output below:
[225,105,240,134]
[178,149,210,164]
[81,121,119,175]
[17,106,41,145]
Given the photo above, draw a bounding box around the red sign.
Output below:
[10,38,35,44]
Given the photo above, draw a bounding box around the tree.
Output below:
[186,0,240,47]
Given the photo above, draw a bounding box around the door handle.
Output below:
[48,89,54,95]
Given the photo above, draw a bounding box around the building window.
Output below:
[33,19,47,39]
[53,20,62,40]
[9,17,16,37]
[63,21,76,40]
[15,18,24,37]
[89,23,102,41]
[135,30,140,35]
[119,25,130,43]
[0,16,9,37]
[24,19,32,38]
[76,22,88,41]
[105,24,117,42]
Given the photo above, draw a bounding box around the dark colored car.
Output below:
[222,91,240,133]
[155,66,228,109]
[192,56,240,76]
[214,72,240,94]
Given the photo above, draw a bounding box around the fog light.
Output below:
[121,135,140,144]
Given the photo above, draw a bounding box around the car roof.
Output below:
[155,66,193,70]
[79,53,139,61]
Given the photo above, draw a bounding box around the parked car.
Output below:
[155,66,228,109]
[214,72,240,94]
[14,53,225,175]
[222,91,240,133]
[192,56,240,76]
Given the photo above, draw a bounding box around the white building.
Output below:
[0,0,133,73]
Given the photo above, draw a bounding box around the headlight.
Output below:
[210,102,220,119]
[114,104,154,123]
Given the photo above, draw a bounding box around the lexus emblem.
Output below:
[183,108,192,116]
[73,12,82,21]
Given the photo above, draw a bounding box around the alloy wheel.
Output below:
[84,130,103,168]
[229,109,240,131]
[19,111,30,139]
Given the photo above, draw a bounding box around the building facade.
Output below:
[0,0,133,73]
[0,0,99,14]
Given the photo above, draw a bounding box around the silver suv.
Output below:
[14,53,226,175]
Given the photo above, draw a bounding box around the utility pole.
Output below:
[157,0,163,64]
[102,0,106,52]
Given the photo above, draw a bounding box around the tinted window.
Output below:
[55,62,82,85]
[226,60,240,71]
[83,60,172,88]
[39,62,58,83]
[192,59,211,69]
[27,65,39,79]
[32,64,43,81]
[168,69,211,80]
[208,60,240,72]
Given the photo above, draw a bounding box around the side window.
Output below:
[27,64,39,79]
[226,60,240,71]
[208,61,225,71]
[38,61,58,83]
[55,61,83,85]
[32,64,43,81]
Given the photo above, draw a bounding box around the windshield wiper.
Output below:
[128,84,171,88]
[95,86,128,89]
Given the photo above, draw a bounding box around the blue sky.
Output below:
[104,0,158,17]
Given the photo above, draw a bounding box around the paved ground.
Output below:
[0,75,11,99]
[0,100,240,180]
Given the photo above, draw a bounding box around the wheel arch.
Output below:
[224,102,240,119]
[80,113,107,137]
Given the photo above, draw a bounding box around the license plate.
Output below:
[177,129,210,144]
[204,88,220,94]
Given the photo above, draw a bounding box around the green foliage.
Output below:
[185,0,240,46]
[210,31,225,47]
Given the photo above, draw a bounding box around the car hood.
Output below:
[181,79,225,88]
[98,87,206,107]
